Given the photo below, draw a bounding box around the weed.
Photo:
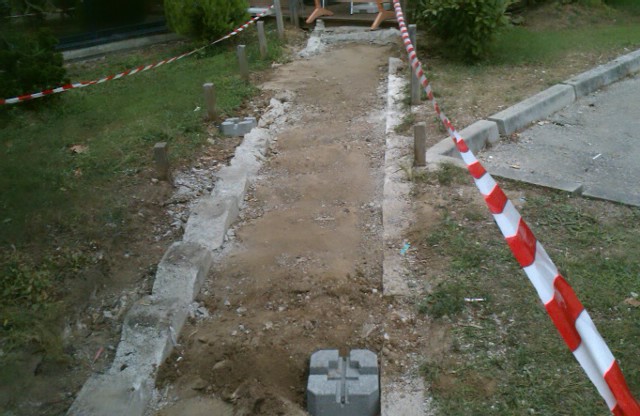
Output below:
[418,282,465,318]
[415,185,640,414]
[394,112,416,134]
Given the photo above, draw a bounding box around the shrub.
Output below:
[76,0,147,28]
[0,28,66,99]
[164,0,249,41]
[417,0,512,61]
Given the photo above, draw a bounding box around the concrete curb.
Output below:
[424,47,640,171]
[63,33,184,62]
[380,56,427,416]
[489,84,576,136]
[67,98,289,416]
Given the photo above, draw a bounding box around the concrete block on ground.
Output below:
[460,120,500,153]
[214,166,250,208]
[221,117,257,137]
[621,48,640,74]
[182,195,240,252]
[152,241,214,301]
[488,84,575,136]
[307,349,380,416]
[564,58,632,98]
[67,296,188,416]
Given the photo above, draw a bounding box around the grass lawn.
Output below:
[0,23,284,353]
[410,167,640,415]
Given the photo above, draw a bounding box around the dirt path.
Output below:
[154,43,404,415]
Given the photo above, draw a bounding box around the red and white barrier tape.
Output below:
[391,2,640,414]
[0,6,274,106]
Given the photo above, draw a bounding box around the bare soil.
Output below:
[155,43,409,415]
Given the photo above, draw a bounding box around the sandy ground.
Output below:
[153,43,436,415]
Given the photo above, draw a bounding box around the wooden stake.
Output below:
[257,21,268,59]
[414,122,426,167]
[203,82,216,120]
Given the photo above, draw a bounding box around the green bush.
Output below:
[417,0,513,61]
[0,28,66,99]
[164,0,249,41]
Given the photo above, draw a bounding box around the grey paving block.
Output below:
[68,296,189,416]
[460,119,500,153]
[488,84,575,136]
[182,195,240,252]
[152,241,214,301]
[307,349,380,416]
[221,117,257,137]
[564,58,632,98]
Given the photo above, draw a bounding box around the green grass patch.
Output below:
[490,23,640,65]
[0,24,284,355]
[416,190,640,414]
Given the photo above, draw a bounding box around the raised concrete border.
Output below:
[380,56,428,416]
[425,119,499,169]
[424,47,640,175]
[63,33,184,62]
[488,84,575,136]
[67,97,289,416]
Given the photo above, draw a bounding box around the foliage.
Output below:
[417,0,512,61]
[0,251,54,307]
[164,0,249,41]
[0,28,66,99]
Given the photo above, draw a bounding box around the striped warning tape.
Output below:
[0,6,274,106]
[390,1,640,414]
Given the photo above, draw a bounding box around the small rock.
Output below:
[236,306,247,315]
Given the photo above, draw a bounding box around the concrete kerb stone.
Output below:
[488,84,576,136]
[424,119,499,170]
[183,194,240,252]
[68,296,191,416]
[68,94,290,415]
[379,56,429,416]
[151,241,214,301]
[563,48,640,98]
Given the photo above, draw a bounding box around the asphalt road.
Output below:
[479,74,640,206]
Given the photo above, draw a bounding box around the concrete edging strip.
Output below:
[488,84,576,136]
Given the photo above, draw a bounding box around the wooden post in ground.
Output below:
[414,122,426,167]
[274,0,285,39]
[237,45,249,82]
[409,24,420,105]
[203,82,216,120]
[154,142,171,181]
[289,0,299,27]
[257,21,268,59]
